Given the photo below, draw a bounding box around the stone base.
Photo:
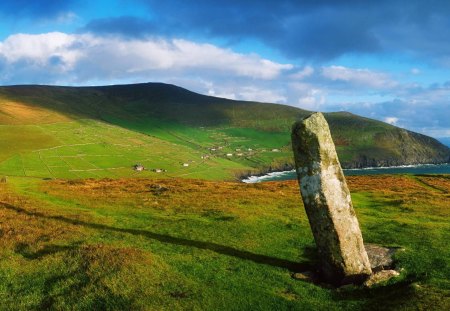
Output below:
[365,244,403,271]
[292,244,403,287]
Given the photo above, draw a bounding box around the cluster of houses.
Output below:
[221,147,281,158]
[205,145,283,159]
[133,164,167,173]
[131,145,283,174]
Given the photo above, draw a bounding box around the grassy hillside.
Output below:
[0,175,448,310]
[0,83,448,180]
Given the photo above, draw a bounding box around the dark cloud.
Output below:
[0,0,78,19]
[87,0,448,62]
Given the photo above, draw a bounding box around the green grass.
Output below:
[0,175,448,310]
[0,117,297,180]
[0,119,267,180]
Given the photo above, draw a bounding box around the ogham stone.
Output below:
[291,112,372,285]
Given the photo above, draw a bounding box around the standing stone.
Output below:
[291,112,372,285]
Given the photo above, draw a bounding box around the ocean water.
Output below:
[242,163,450,183]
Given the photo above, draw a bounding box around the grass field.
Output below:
[0,174,448,310]
[0,117,294,180]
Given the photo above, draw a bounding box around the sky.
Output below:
[0,0,449,141]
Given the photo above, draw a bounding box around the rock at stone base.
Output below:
[365,244,402,272]
[364,269,400,287]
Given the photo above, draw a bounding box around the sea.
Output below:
[242,163,450,183]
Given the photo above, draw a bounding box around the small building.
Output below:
[226,153,233,157]
[134,164,145,171]
[153,168,163,173]
[235,148,241,151]
[272,149,280,152]
[248,148,253,151]
[183,163,189,167]
[237,153,243,156]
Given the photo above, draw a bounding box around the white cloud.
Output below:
[384,116,399,125]
[0,32,293,84]
[290,66,314,80]
[297,89,326,111]
[207,88,237,100]
[289,82,327,110]
[237,86,286,103]
[322,65,396,89]
[0,32,81,70]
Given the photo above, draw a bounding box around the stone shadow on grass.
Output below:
[15,242,81,260]
[1,201,312,273]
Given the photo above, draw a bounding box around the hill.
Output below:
[0,83,448,180]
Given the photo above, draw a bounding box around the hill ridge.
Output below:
[0,82,448,180]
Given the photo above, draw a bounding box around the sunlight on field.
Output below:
[0,175,448,310]
[0,100,71,125]
[0,118,295,180]
[0,121,244,180]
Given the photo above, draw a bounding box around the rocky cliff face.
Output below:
[342,128,450,169]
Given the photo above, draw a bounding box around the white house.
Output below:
[134,164,144,171]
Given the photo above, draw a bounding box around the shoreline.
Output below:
[241,162,450,183]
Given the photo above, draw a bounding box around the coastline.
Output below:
[241,169,296,183]
[241,162,450,183]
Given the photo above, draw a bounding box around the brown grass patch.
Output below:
[0,184,84,252]
[42,178,303,219]
[42,175,450,216]
[0,100,71,125]
[415,175,450,193]
[346,175,427,193]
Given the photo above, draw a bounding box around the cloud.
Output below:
[0,33,80,69]
[237,86,287,103]
[3,1,450,65]
[118,0,450,64]
[290,66,314,80]
[203,82,286,103]
[322,65,396,89]
[384,117,399,125]
[0,32,292,84]
[319,96,450,139]
[289,82,326,110]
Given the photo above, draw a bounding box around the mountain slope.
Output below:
[0,83,448,180]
